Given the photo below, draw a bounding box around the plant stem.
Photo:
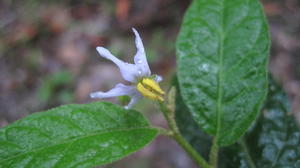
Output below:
[159,102,211,168]
[209,137,218,167]
[173,132,211,168]
[239,138,256,168]
[155,126,172,136]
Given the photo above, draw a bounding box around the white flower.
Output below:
[90,28,164,109]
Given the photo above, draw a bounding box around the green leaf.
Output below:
[219,79,300,167]
[0,102,157,168]
[174,77,212,160]
[176,0,270,146]
[175,76,300,167]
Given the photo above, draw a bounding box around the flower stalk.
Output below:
[158,101,211,168]
[209,137,219,167]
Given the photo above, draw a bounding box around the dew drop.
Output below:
[123,145,129,150]
[198,63,218,73]
[100,142,109,148]
[201,64,209,72]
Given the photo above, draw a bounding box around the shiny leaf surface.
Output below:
[0,102,157,168]
[220,79,300,167]
[174,77,212,160]
[176,0,270,145]
[176,76,300,167]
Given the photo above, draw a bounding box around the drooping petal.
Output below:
[155,75,163,83]
[132,28,151,77]
[96,47,139,82]
[90,83,135,99]
[90,83,142,109]
[125,94,142,109]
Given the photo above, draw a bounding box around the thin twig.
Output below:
[158,102,211,168]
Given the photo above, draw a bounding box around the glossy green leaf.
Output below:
[0,102,157,168]
[176,0,270,145]
[175,76,300,167]
[219,79,300,167]
[174,77,212,160]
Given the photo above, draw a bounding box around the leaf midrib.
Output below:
[216,0,225,142]
[0,127,155,164]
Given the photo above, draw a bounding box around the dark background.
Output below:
[0,0,299,167]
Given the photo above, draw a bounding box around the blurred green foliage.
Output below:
[38,71,73,105]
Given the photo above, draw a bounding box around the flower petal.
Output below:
[125,94,142,109]
[96,47,139,82]
[90,83,135,99]
[132,28,151,77]
[155,75,163,83]
[90,83,142,109]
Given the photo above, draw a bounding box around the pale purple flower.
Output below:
[90,28,163,109]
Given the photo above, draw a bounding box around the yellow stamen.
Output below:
[141,78,165,95]
[136,78,164,101]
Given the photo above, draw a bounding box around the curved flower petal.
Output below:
[90,83,142,109]
[90,83,136,99]
[132,28,151,77]
[125,94,143,109]
[155,75,163,83]
[96,47,139,82]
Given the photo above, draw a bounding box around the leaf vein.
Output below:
[0,127,154,164]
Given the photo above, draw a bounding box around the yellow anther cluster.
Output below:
[136,78,165,102]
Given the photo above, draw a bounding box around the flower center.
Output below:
[136,78,165,101]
